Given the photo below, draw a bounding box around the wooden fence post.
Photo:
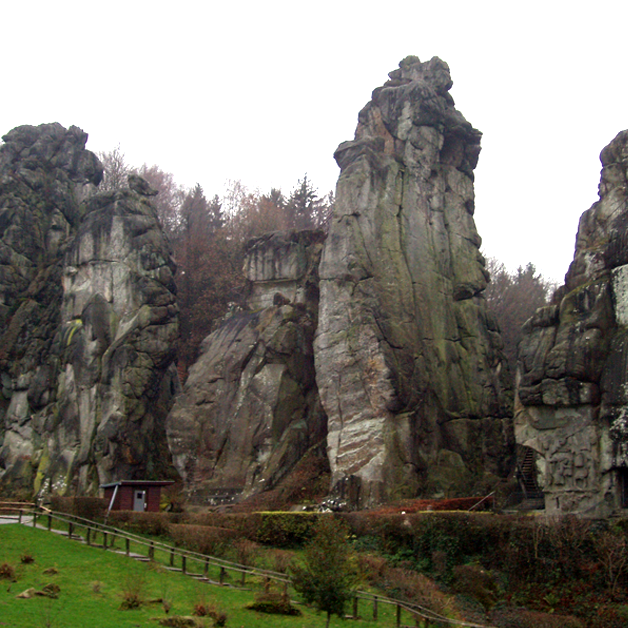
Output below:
[47,514,52,531]
[219,567,226,585]
[396,604,401,628]
[373,595,378,620]
[204,557,209,578]
[68,522,73,538]
[125,537,130,556]
[86,528,91,546]
[103,532,108,549]
[353,597,358,619]
[149,542,155,561]
[182,556,186,574]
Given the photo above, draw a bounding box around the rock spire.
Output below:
[314,56,513,506]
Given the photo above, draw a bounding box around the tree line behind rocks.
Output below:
[98,146,554,383]
[98,146,334,379]
[483,258,557,376]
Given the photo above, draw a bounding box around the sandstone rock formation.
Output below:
[517,129,628,517]
[314,56,513,507]
[167,230,327,504]
[0,123,179,497]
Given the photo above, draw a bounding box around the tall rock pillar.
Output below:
[314,56,512,507]
[0,124,179,497]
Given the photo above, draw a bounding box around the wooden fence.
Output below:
[1,504,494,628]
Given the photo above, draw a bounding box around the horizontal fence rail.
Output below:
[5,507,495,628]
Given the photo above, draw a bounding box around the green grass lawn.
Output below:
[0,524,397,628]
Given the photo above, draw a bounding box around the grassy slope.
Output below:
[0,524,393,628]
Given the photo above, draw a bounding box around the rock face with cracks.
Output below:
[517,129,628,517]
[0,123,179,497]
[314,56,513,507]
[166,230,327,504]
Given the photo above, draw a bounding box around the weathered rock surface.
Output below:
[516,129,628,516]
[167,231,327,503]
[314,56,513,507]
[0,123,179,497]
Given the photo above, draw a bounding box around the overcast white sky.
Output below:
[2,1,627,283]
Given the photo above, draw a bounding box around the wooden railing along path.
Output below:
[1,504,495,628]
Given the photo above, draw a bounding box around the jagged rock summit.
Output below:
[517,129,628,517]
[0,123,179,496]
[314,56,513,506]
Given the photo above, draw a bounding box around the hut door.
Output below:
[133,490,146,511]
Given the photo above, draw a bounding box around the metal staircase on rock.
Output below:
[516,447,544,510]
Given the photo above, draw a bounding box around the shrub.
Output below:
[0,562,16,581]
[587,605,628,628]
[491,608,584,628]
[233,538,258,566]
[119,573,146,610]
[192,597,227,626]
[253,512,320,547]
[269,549,293,574]
[49,496,107,520]
[356,553,388,582]
[592,528,628,594]
[246,589,302,616]
[20,552,34,564]
[374,565,457,619]
[108,511,176,537]
[168,524,235,556]
[291,516,358,628]
[452,563,501,612]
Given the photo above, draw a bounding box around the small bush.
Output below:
[49,496,107,520]
[247,589,301,616]
[168,524,235,556]
[269,549,293,574]
[192,597,227,626]
[452,563,501,612]
[588,605,628,628]
[119,573,146,610]
[109,511,175,537]
[491,608,584,628]
[40,583,60,599]
[376,566,457,618]
[356,553,388,582]
[253,512,320,547]
[233,538,258,566]
[0,562,16,581]
[158,618,204,627]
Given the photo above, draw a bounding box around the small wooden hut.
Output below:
[101,480,174,513]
